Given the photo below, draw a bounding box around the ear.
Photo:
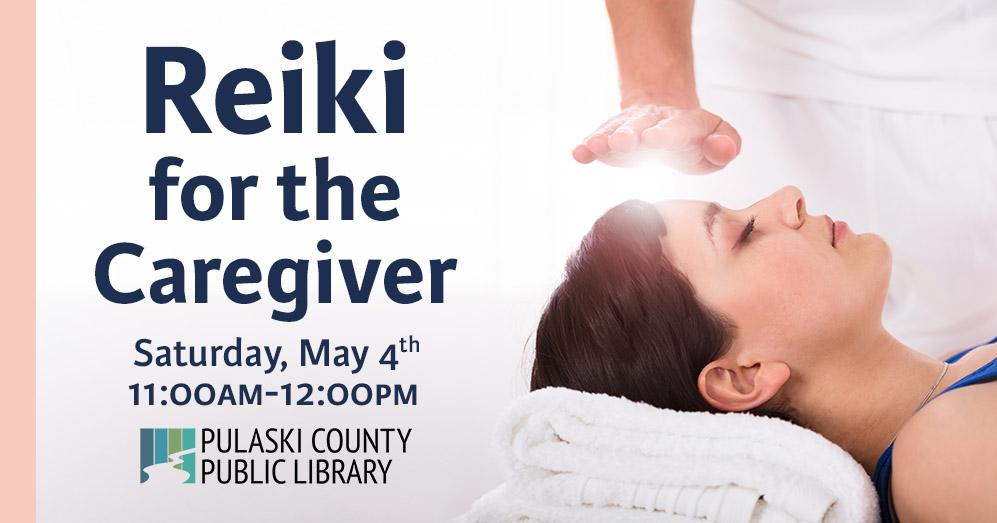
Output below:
[697,358,791,412]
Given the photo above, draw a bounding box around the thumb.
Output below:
[702,120,741,167]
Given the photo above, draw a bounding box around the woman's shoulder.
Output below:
[891,379,997,521]
[942,336,997,363]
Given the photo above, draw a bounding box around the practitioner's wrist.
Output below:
[619,83,699,110]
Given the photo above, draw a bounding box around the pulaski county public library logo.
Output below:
[137,426,406,486]
[140,428,197,484]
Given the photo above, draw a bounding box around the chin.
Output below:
[859,233,893,300]
[863,232,892,266]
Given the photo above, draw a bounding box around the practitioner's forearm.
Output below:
[605,0,698,109]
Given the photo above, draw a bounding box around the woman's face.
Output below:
[656,186,892,362]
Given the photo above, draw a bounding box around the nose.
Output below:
[757,185,806,229]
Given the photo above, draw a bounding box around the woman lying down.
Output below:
[532,186,996,523]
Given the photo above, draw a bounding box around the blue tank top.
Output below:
[872,335,997,523]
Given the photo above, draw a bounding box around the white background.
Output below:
[36,1,846,521]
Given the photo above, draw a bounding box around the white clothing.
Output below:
[692,1,997,116]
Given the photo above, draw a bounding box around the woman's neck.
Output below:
[789,329,953,474]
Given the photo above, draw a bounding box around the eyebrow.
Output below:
[703,202,722,251]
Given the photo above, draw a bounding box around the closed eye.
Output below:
[733,216,756,250]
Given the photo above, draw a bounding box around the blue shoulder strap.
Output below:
[873,334,997,523]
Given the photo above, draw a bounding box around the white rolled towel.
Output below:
[457,387,878,523]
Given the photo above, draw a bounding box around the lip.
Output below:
[824,215,851,247]
[824,215,835,246]
[833,220,850,247]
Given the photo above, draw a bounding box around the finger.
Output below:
[672,142,735,175]
[584,134,611,156]
[702,120,741,166]
[582,113,630,157]
[572,144,596,164]
[641,110,721,152]
[608,106,664,154]
[654,140,727,175]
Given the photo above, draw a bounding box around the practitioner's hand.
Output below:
[572,105,741,174]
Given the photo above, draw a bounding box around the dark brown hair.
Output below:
[531,200,742,414]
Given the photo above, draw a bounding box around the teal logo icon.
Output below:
[140,428,196,484]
